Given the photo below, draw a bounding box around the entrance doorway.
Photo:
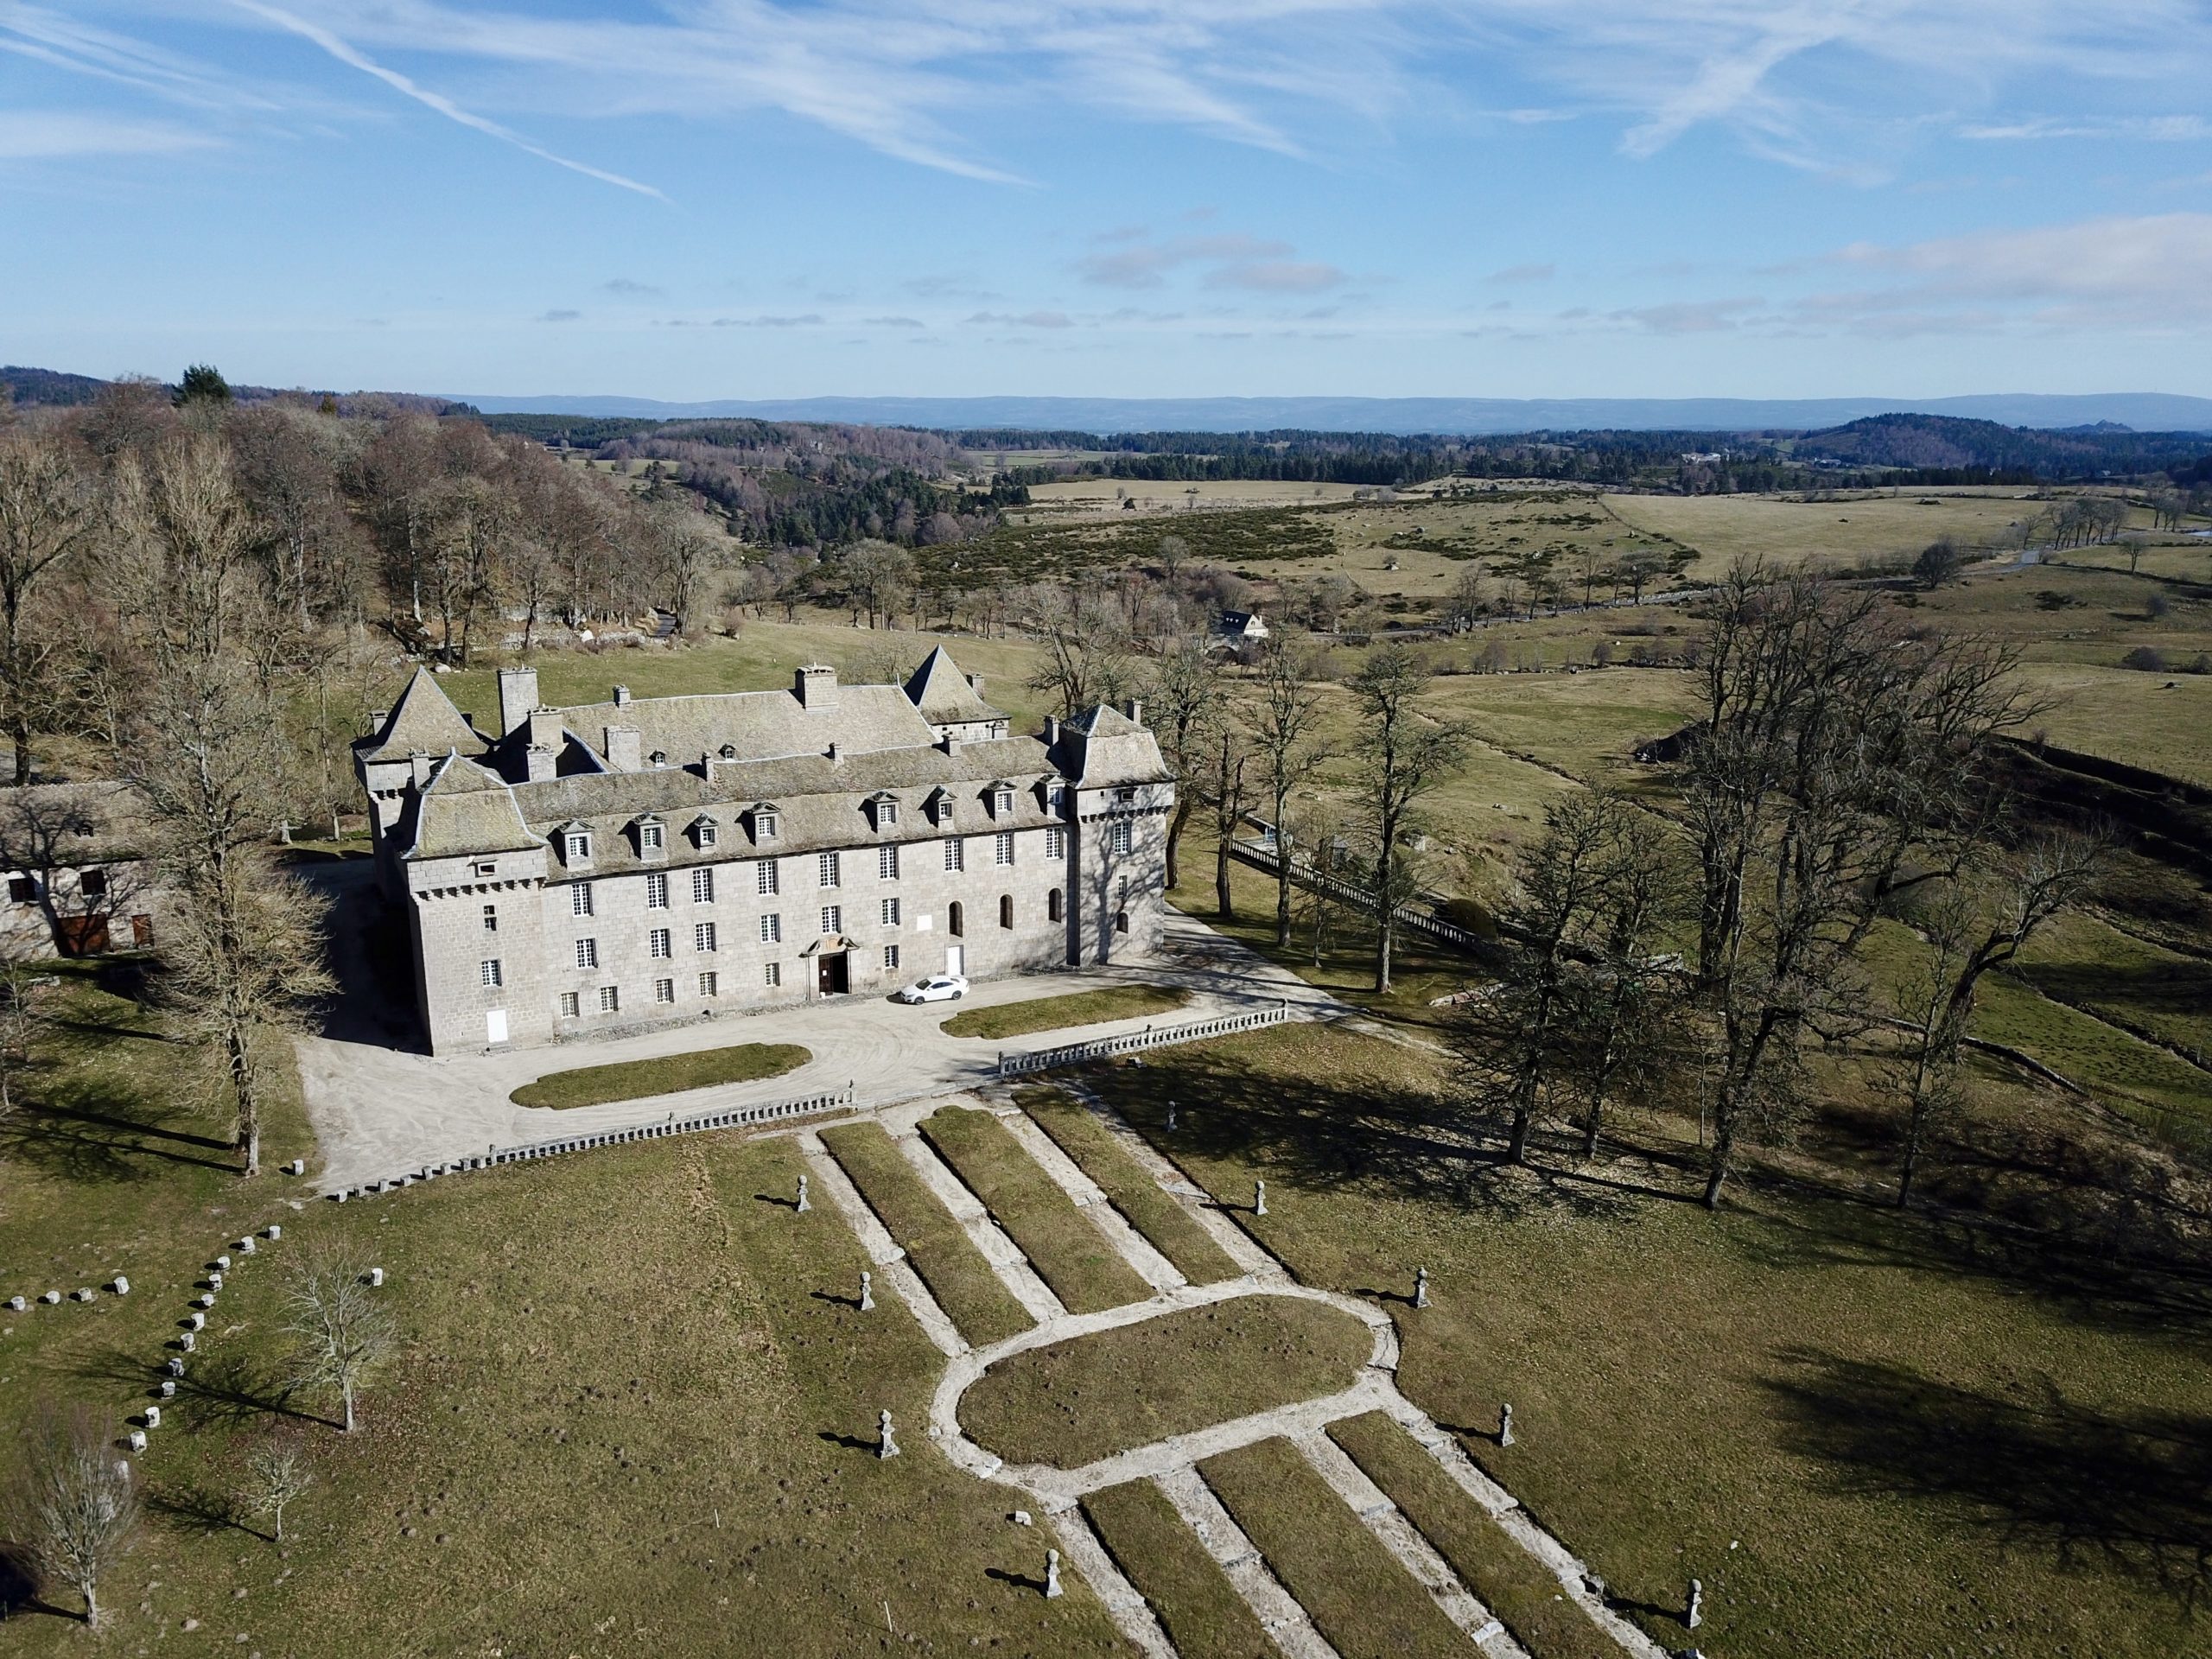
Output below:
[817,951,849,995]
[485,1008,509,1046]
[944,944,963,976]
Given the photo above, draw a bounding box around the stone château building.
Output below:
[354,648,1173,1055]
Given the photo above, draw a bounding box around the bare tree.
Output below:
[1889,833,2102,1207]
[1249,632,1327,947]
[0,430,97,785]
[283,1247,396,1433]
[238,1438,314,1542]
[3,1403,139,1627]
[652,504,728,636]
[1201,712,1253,920]
[1026,585,1139,716]
[1142,634,1224,889]
[1346,645,1465,993]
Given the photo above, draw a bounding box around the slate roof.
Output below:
[554,683,933,772]
[356,668,486,764]
[904,646,1004,727]
[1060,702,1173,788]
[404,753,545,861]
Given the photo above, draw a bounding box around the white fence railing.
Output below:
[329,1083,856,1199]
[1232,838,1487,953]
[996,1000,1294,1077]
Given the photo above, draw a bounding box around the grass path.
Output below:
[509,1041,810,1109]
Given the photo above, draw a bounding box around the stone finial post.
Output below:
[1165,1099,1177,1132]
[1045,1549,1064,1599]
[796,1173,811,1213]
[1414,1267,1429,1309]
[1687,1579,1702,1629]
[878,1408,900,1459]
[1499,1402,1515,1446]
[859,1271,874,1312]
[1254,1179,1267,1217]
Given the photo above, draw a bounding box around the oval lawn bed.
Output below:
[510,1042,810,1109]
[958,1294,1373,1469]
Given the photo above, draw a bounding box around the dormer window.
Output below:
[564,830,592,863]
[694,818,719,849]
[749,804,781,843]
[991,785,1015,818]
[868,794,899,832]
[719,743,738,760]
[931,794,956,828]
[649,750,669,767]
[1048,785,1067,814]
[638,819,665,854]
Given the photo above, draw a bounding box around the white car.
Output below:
[896,973,969,1005]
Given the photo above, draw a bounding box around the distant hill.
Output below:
[443,391,2212,436]
[1,365,111,407]
[1789,413,2203,475]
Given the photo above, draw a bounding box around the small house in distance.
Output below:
[1211,609,1269,647]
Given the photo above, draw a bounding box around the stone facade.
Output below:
[355,648,1174,1056]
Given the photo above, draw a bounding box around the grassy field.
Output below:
[1326,1412,1619,1659]
[957,1295,1372,1468]
[508,1040,810,1109]
[0,1132,1134,1656]
[1199,1436,1471,1659]
[1081,1020,2212,1659]
[1603,489,2044,576]
[1079,1479,1274,1659]
[817,1122,1034,1347]
[916,1107,1153,1313]
[2007,661,2212,785]
[1016,1086,1243,1284]
[939,984,1192,1042]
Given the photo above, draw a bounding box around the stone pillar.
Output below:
[1499,1402,1514,1446]
[1253,1179,1267,1217]
[1414,1267,1429,1309]
[878,1408,899,1460]
[796,1173,811,1214]
[1045,1549,1064,1599]
[859,1271,874,1313]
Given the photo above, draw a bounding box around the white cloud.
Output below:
[0,111,216,158]
[1961,115,2212,142]
[1827,212,2212,327]
[1206,260,1348,294]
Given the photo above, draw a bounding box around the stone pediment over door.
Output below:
[798,935,861,957]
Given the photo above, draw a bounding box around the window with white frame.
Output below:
[764,962,782,988]
[571,882,594,917]
[944,838,963,872]
[598,985,620,1013]
[648,927,671,960]
[994,786,1014,817]
[882,944,900,971]
[480,958,503,987]
[994,831,1014,867]
[559,991,580,1018]
[757,858,779,895]
[821,905,841,935]
[472,860,497,879]
[575,938,599,969]
[880,897,899,927]
[878,843,899,880]
[565,831,591,861]
[653,976,675,1004]
[698,971,719,998]
[691,867,715,904]
[1048,784,1066,812]
[933,796,955,827]
[645,872,669,909]
[876,798,899,828]
[639,822,664,852]
[1110,818,1133,855]
[694,921,717,952]
[696,821,718,849]
[818,851,841,887]
[755,810,779,840]
[482,903,498,931]
[1045,827,1065,861]
[760,913,781,944]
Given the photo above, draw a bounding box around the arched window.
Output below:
[998,894,1014,930]
[1047,888,1063,923]
[1115,909,1129,934]
[948,901,964,938]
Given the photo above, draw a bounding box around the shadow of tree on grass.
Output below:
[1764,1347,2212,1607]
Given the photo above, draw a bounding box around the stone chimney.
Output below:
[613,684,632,709]
[941,734,963,758]
[527,709,564,753]
[603,726,642,771]
[826,741,842,766]
[368,709,389,732]
[409,751,434,787]
[795,664,838,712]
[1122,697,1144,725]
[966,671,986,699]
[525,746,557,783]
[497,667,539,737]
[1043,715,1059,746]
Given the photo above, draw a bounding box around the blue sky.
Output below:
[5,1,2211,401]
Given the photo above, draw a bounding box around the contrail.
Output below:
[229,0,669,201]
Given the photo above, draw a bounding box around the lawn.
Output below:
[957,1294,1372,1468]
[508,1041,810,1109]
[1602,489,2044,577]
[3,1133,1134,1655]
[940,985,1192,1042]
[1083,1020,2212,1659]
[1198,1436,1471,1659]
[916,1106,1154,1313]
[1079,1479,1275,1659]
[1326,1412,1619,1659]
[1016,1086,1243,1284]
[817,1122,1034,1348]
